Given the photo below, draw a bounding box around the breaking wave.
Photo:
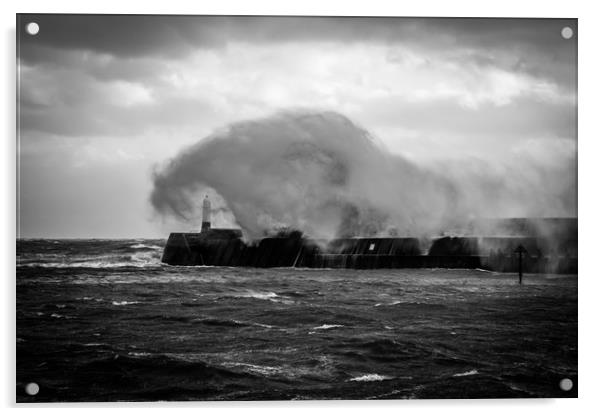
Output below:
[453,369,479,377]
[112,301,141,306]
[313,324,345,330]
[17,239,164,269]
[348,374,394,382]
[151,110,576,240]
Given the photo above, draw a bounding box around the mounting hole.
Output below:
[26,22,40,36]
[25,382,39,396]
[561,27,573,40]
[559,378,573,391]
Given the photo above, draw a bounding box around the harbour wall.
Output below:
[161,233,577,273]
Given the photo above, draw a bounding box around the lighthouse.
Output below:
[201,195,211,232]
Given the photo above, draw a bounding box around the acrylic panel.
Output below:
[16,14,577,402]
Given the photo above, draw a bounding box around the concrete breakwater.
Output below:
[161,229,577,274]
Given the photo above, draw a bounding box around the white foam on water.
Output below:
[128,352,152,357]
[233,290,279,300]
[222,361,283,376]
[252,322,274,329]
[348,373,393,382]
[312,324,344,330]
[453,369,479,377]
[19,249,163,269]
[129,243,163,250]
[374,300,403,307]
[20,260,160,268]
[112,301,141,306]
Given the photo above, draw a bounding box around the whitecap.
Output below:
[453,369,479,377]
[112,301,140,306]
[222,362,283,376]
[375,300,402,307]
[312,324,344,330]
[20,251,162,268]
[349,374,393,382]
[252,322,274,329]
[128,352,152,357]
[233,290,279,300]
[130,243,162,250]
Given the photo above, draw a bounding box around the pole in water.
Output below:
[514,245,527,284]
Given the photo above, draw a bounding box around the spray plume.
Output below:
[150,110,575,240]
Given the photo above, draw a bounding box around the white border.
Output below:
[3,1,601,415]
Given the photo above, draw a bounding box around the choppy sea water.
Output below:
[16,239,577,402]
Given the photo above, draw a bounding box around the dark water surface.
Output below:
[16,239,577,401]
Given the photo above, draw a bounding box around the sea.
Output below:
[16,239,578,402]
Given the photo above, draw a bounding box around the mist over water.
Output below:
[150,110,575,239]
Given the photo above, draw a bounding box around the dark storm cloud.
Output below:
[19,44,164,82]
[18,15,575,87]
[18,14,213,59]
[18,15,576,52]
[17,15,577,138]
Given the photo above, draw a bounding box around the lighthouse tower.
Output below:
[201,195,211,232]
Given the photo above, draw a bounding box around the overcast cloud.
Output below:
[17,15,577,238]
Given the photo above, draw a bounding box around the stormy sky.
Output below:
[17,15,577,238]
